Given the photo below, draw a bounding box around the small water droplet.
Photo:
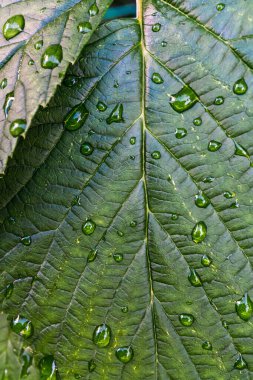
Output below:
[89,3,99,16]
[192,221,207,244]
[193,117,202,126]
[63,75,79,87]
[130,155,135,160]
[87,249,97,263]
[171,214,178,220]
[28,59,34,66]
[20,348,33,378]
[233,78,248,95]
[169,87,198,113]
[0,78,8,89]
[179,313,194,326]
[78,21,92,34]
[152,73,163,84]
[130,137,136,145]
[64,103,89,131]
[97,101,107,112]
[113,80,119,88]
[152,23,161,32]
[203,176,214,183]
[82,220,96,235]
[9,119,27,137]
[234,353,247,370]
[214,96,224,105]
[88,359,96,372]
[130,220,137,227]
[93,323,111,347]
[216,3,225,11]
[208,140,222,152]
[117,230,124,237]
[201,254,212,267]
[71,195,81,207]
[3,15,25,40]
[34,40,43,50]
[234,141,249,158]
[188,268,202,287]
[121,306,128,313]
[235,292,253,321]
[106,104,124,124]
[161,41,167,47]
[80,142,94,156]
[202,341,212,350]
[195,191,210,208]
[20,235,31,246]
[222,320,228,329]
[151,151,161,159]
[230,199,239,208]
[39,355,58,379]
[4,283,13,299]
[175,128,187,139]
[223,191,235,199]
[113,253,123,262]
[10,315,33,338]
[115,346,134,363]
[41,44,63,69]
[3,91,14,118]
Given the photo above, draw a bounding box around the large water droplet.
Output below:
[78,22,92,34]
[88,359,96,372]
[216,3,225,11]
[97,101,107,112]
[0,78,7,89]
[152,73,163,84]
[175,128,187,139]
[214,96,224,105]
[151,151,161,159]
[169,87,198,113]
[39,355,58,380]
[3,91,14,118]
[93,323,111,347]
[192,221,207,244]
[188,268,202,287]
[235,292,253,321]
[80,142,94,156]
[202,341,212,350]
[10,315,33,338]
[115,346,134,363]
[179,313,194,326]
[3,15,25,40]
[234,141,249,158]
[5,283,13,299]
[195,191,210,208]
[233,78,248,95]
[234,354,247,370]
[82,220,96,235]
[20,235,31,246]
[152,23,161,32]
[208,140,222,152]
[193,117,202,126]
[9,119,27,137]
[106,104,124,124]
[87,250,97,263]
[64,103,89,131]
[113,253,123,262]
[201,254,212,267]
[41,44,63,69]
[89,2,99,16]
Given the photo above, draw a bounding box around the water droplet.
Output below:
[39,355,58,379]
[8,216,16,224]
[193,117,202,126]
[130,137,136,145]
[34,40,43,50]
[87,250,97,263]
[20,348,33,378]
[171,214,178,220]
[175,128,187,139]
[115,346,134,363]
[179,313,194,326]
[214,96,224,105]
[0,78,7,89]
[169,87,198,113]
[202,341,212,350]
[151,151,161,159]
[121,306,128,313]
[3,15,25,40]
[97,101,107,112]
[20,236,31,246]
[10,315,33,338]
[74,374,82,379]
[167,175,172,181]
[113,80,119,88]
[126,70,131,75]
[106,104,124,124]
[222,320,228,329]
[5,283,13,299]
[93,323,111,347]
[161,41,167,47]
[64,103,89,131]
[88,359,96,372]
[201,255,212,267]
[152,73,163,84]
[113,253,123,262]
[71,195,80,207]
[82,220,96,235]
[130,155,135,160]
[188,268,202,287]
[234,353,247,370]
[3,91,14,118]
[192,221,207,244]
[235,292,253,321]
[10,119,27,137]
[208,140,222,152]
[234,141,249,158]
[230,199,239,208]
[195,191,210,208]
[89,3,99,16]
[80,142,94,156]
[41,44,63,69]
[152,23,161,32]
[63,76,78,87]
[223,191,235,199]
[203,176,214,183]
[130,220,137,227]
[216,3,225,11]
[233,78,248,95]
[78,21,92,34]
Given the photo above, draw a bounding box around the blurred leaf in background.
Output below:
[105,0,136,19]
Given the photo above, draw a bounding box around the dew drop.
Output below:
[78,22,92,34]
[4,283,13,299]
[93,323,111,347]
[113,253,123,262]
[208,140,222,152]
[115,346,134,363]
[10,315,33,338]
[195,191,210,208]
[97,101,107,112]
[152,23,161,32]
[171,214,178,221]
[88,359,96,372]
[113,80,119,88]
[230,199,239,208]
[222,320,228,329]
[216,3,225,11]
[121,306,128,313]
[20,348,33,378]
[106,104,124,124]
[130,220,137,227]
[117,230,124,237]
[130,137,136,145]
[202,341,212,350]
[80,142,94,156]
[82,220,96,235]
[89,3,99,16]
[3,91,14,118]
[214,96,224,105]
[192,221,207,244]
[71,195,80,207]
[201,254,212,267]
[152,73,163,84]
[41,44,63,69]
[193,117,202,126]
[223,191,235,199]
[130,155,135,160]
[0,78,8,89]
[151,151,161,159]
[28,59,34,66]
[188,268,202,287]
[169,87,198,113]
[20,235,31,246]
[3,15,25,40]
[161,41,167,47]
[203,176,214,183]
[64,103,89,131]
[179,313,194,326]
[234,354,247,370]
[234,141,249,158]
[175,128,187,139]
[39,355,58,380]
[233,78,248,95]
[87,249,97,263]
[63,76,78,87]
[235,292,253,321]
[34,40,43,50]
[10,119,27,137]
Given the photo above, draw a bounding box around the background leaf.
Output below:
[1,0,253,378]
[0,0,113,174]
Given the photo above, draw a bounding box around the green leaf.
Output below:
[0,0,112,174]
[1,0,253,378]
